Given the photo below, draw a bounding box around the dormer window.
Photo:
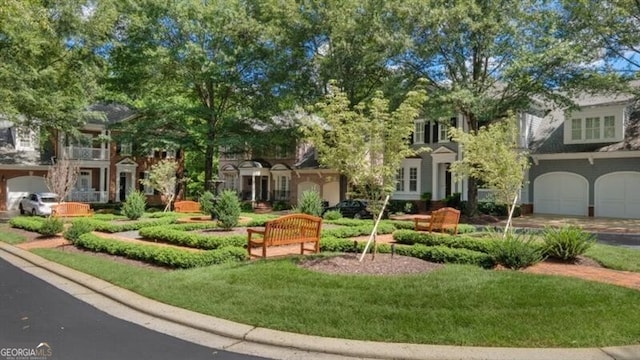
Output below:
[564,105,625,144]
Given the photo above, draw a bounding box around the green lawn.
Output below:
[30,248,640,348]
[586,244,640,272]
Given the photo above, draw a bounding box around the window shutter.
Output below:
[425,123,431,143]
[116,144,121,155]
[432,122,439,143]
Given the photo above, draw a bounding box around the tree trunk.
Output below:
[466,177,478,216]
[204,143,214,192]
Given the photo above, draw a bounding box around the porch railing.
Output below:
[65,190,107,203]
[63,146,109,161]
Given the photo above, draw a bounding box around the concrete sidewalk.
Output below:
[1,242,639,360]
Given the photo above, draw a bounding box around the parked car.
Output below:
[322,199,388,219]
[19,192,59,216]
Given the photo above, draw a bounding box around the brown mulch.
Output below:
[299,253,444,275]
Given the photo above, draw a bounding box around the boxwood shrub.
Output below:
[9,216,46,232]
[392,230,497,253]
[75,233,247,268]
[322,223,396,238]
[138,226,245,249]
[319,236,495,268]
[87,216,178,233]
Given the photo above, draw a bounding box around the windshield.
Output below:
[40,196,58,203]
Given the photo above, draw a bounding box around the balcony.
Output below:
[66,190,107,203]
[64,146,109,161]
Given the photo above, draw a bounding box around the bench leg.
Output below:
[300,242,305,255]
[262,244,267,258]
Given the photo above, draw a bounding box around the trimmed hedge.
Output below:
[9,216,46,232]
[392,230,497,254]
[85,216,178,233]
[319,236,495,268]
[321,223,396,238]
[75,233,247,268]
[138,226,245,250]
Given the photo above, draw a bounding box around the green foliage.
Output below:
[319,237,494,268]
[543,226,596,262]
[272,201,290,211]
[478,202,522,217]
[293,190,323,217]
[38,217,64,236]
[75,233,247,268]
[322,210,343,220]
[79,216,177,233]
[138,226,245,250]
[214,190,241,230]
[444,192,462,209]
[393,230,497,253]
[63,218,96,243]
[199,191,215,216]
[491,233,545,270]
[321,223,396,238]
[240,202,254,212]
[388,200,418,214]
[140,159,178,211]
[9,216,46,232]
[122,191,147,220]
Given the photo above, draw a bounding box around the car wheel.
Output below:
[31,208,37,216]
[19,204,25,215]
[354,212,362,220]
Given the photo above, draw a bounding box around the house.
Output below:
[218,141,342,208]
[0,104,178,211]
[525,87,640,218]
[398,83,640,219]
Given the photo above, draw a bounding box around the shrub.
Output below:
[293,190,323,217]
[491,233,544,270]
[39,217,64,236]
[240,202,253,212]
[199,191,215,216]
[63,218,96,243]
[478,201,522,217]
[122,191,146,220]
[272,201,290,211]
[543,225,595,262]
[9,216,45,232]
[392,230,497,253]
[323,210,343,220]
[139,226,245,249]
[214,190,241,230]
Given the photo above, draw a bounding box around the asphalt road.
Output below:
[596,232,640,249]
[0,257,266,360]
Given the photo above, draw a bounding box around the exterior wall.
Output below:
[528,157,640,210]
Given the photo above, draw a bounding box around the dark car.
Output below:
[323,199,387,219]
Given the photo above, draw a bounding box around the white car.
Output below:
[19,192,59,216]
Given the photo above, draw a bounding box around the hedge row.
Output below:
[9,216,46,232]
[321,223,396,238]
[319,236,495,268]
[138,226,246,250]
[393,229,497,254]
[85,216,179,233]
[75,233,247,268]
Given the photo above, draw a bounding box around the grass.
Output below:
[30,248,640,348]
[0,224,27,244]
[586,244,640,272]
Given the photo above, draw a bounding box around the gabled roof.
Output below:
[86,103,137,125]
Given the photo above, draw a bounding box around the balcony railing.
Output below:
[63,146,109,161]
[65,190,107,203]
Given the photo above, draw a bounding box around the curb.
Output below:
[2,242,640,360]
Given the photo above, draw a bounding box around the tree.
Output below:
[304,83,427,217]
[45,155,80,204]
[140,159,178,212]
[560,0,640,74]
[393,0,622,214]
[103,0,297,191]
[0,0,116,133]
[449,115,530,234]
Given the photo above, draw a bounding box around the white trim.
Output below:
[532,151,640,164]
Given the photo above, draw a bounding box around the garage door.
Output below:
[6,176,48,210]
[595,172,640,219]
[534,172,588,216]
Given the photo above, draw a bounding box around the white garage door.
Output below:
[6,176,48,210]
[595,172,640,219]
[534,172,588,216]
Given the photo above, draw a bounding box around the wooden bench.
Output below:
[174,200,201,213]
[414,207,460,235]
[247,213,323,258]
[52,202,94,217]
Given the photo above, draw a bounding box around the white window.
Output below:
[585,117,600,140]
[438,117,456,143]
[571,118,582,140]
[142,171,154,195]
[603,116,615,138]
[409,167,418,192]
[413,120,425,144]
[396,168,405,192]
[223,173,237,190]
[77,170,91,190]
[120,142,132,156]
[15,127,37,150]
